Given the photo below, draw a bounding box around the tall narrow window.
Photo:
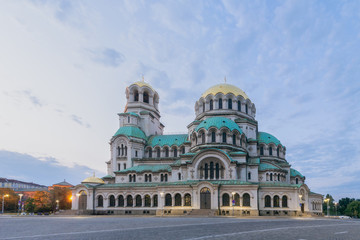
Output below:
[149,149,152,158]
[282,196,288,208]
[202,103,205,112]
[228,99,232,109]
[157,148,160,158]
[118,195,124,207]
[222,193,230,206]
[135,151,138,157]
[184,194,191,206]
[153,195,158,207]
[165,194,172,206]
[260,146,264,155]
[243,193,251,207]
[211,131,216,142]
[222,132,227,143]
[219,98,223,109]
[97,195,103,207]
[128,116,130,123]
[296,178,299,184]
[174,148,178,157]
[109,195,115,207]
[178,172,181,180]
[269,147,273,156]
[145,174,148,182]
[204,163,208,179]
[121,144,124,156]
[210,100,213,110]
[245,104,248,114]
[165,148,169,157]
[124,163,126,169]
[202,133,205,143]
[216,163,220,179]
[270,173,273,181]
[134,91,139,101]
[210,162,214,179]
[273,195,280,207]
[181,146,185,154]
[127,195,133,207]
[248,172,251,180]
[118,164,121,171]
[145,195,151,207]
[232,134,236,145]
[117,146,120,156]
[143,92,149,103]
[161,174,164,182]
[149,174,152,182]
[237,100,241,111]
[133,174,136,182]
[165,174,168,182]
[129,175,132,182]
[234,193,240,206]
[175,194,181,206]
[265,195,271,207]
[125,146,127,156]
[135,195,142,207]
[277,147,280,157]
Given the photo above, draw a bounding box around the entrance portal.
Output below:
[200,187,211,209]
[300,203,304,213]
[78,191,87,210]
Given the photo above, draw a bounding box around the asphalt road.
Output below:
[0,216,359,240]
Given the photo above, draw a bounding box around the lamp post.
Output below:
[324,198,330,217]
[334,202,338,216]
[160,192,164,217]
[18,194,23,216]
[56,200,59,212]
[232,192,236,216]
[2,194,9,214]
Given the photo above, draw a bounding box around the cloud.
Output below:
[0,150,105,186]
[71,114,91,128]
[87,48,125,67]
[23,90,43,107]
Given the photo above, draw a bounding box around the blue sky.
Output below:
[0,0,359,200]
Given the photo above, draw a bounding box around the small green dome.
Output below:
[257,132,282,146]
[195,117,242,133]
[114,126,146,140]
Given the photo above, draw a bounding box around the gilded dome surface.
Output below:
[131,81,155,91]
[82,176,105,184]
[201,83,249,99]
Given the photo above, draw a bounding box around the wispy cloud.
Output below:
[23,90,43,107]
[71,114,91,128]
[87,48,125,67]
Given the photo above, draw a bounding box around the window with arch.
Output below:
[210,100,213,110]
[117,146,120,156]
[174,193,182,206]
[245,104,248,114]
[210,162,214,179]
[125,146,127,156]
[228,99,232,109]
[222,132,227,143]
[269,147,273,156]
[164,174,168,182]
[232,134,236,145]
[211,131,216,142]
[134,90,139,101]
[143,92,149,103]
[282,196,288,208]
[145,174,148,182]
[135,195,142,207]
[265,195,271,207]
[248,172,251,180]
[121,144,124,156]
[277,147,280,157]
[144,195,151,207]
[201,132,205,143]
[178,172,181,180]
[216,163,220,179]
[296,178,299,184]
[128,116,130,123]
[165,147,169,157]
[153,195,158,207]
[234,193,240,206]
[124,163,126,170]
[129,175,132,182]
[219,98,223,109]
[273,195,280,207]
[97,195,103,207]
[148,149,152,158]
[127,195,133,207]
[148,174,152,182]
[204,163,208,179]
[202,102,205,112]
[173,148,178,157]
[260,146,264,155]
[161,174,164,182]
[237,100,241,111]
[165,194,172,206]
[181,146,185,154]
[118,195,124,207]
[133,174,136,182]
[156,148,160,158]
[243,193,251,207]
[109,195,115,207]
[222,193,230,206]
[184,194,191,206]
[270,173,273,181]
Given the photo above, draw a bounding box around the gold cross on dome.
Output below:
[142,74,145,82]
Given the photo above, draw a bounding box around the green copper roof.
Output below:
[118,112,139,117]
[116,164,172,173]
[195,117,242,133]
[259,163,282,171]
[260,182,301,188]
[114,126,146,140]
[102,175,114,179]
[257,132,282,146]
[230,151,247,155]
[248,157,260,164]
[147,134,188,147]
[290,168,304,178]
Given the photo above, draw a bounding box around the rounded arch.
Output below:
[165,193,172,206]
[184,193,191,206]
[242,193,251,207]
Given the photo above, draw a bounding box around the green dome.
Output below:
[257,132,282,146]
[195,117,242,133]
[114,126,146,140]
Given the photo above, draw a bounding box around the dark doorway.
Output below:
[200,187,211,209]
[300,203,304,213]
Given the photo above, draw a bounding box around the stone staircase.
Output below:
[188,209,217,216]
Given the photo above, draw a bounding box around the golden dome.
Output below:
[131,81,155,91]
[81,175,104,184]
[201,83,249,99]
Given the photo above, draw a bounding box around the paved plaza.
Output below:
[0,216,359,240]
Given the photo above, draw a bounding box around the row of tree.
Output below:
[323,194,360,217]
[0,187,72,213]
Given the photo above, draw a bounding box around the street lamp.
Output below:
[56,200,59,212]
[18,194,23,216]
[160,192,164,216]
[334,202,338,216]
[232,192,236,216]
[2,194,9,214]
[324,198,330,217]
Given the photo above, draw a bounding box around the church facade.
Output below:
[71,81,323,216]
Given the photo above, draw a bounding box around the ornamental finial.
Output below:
[224,76,227,83]
[142,74,144,82]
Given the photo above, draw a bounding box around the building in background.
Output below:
[72,80,323,216]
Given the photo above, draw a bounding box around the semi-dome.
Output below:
[81,175,105,184]
[201,83,249,99]
[113,126,147,140]
[195,117,242,133]
[257,132,282,146]
[131,81,155,92]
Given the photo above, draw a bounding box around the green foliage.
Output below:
[0,188,19,213]
[24,198,36,213]
[49,187,72,211]
[322,194,336,215]
[345,201,360,218]
[33,191,52,212]
[338,197,356,215]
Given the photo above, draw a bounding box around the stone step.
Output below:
[188,209,217,216]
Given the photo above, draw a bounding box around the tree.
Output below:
[49,187,72,211]
[0,188,18,213]
[33,191,51,212]
[24,198,36,213]
[323,194,336,215]
[345,201,360,218]
[338,197,355,215]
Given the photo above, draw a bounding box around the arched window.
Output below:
[234,193,240,206]
[232,134,236,145]
[153,195,158,207]
[164,174,168,182]
[161,174,164,182]
[129,175,132,182]
[222,193,230,206]
[134,90,139,101]
[117,146,120,156]
[260,146,264,155]
[228,99,232,109]
[128,116,130,123]
[184,194,191,206]
[216,163,220,179]
[245,104,248,114]
[125,146,127,156]
[97,195,103,207]
[157,148,160,158]
[211,131,216,142]
[219,98,223,109]
[222,132,227,143]
[181,146,185,154]
[135,195,142,207]
[143,92,149,103]
[273,195,280,207]
[165,194,172,206]
[174,148,178,157]
[165,148,169,157]
[210,100,213,110]
[210,162,214,179]
[109,195,115,207]
[277,147,280,157]
[145,174,148,182]
[265,195,271,207]
[174,193,181,206]
[237,100,241,111]
[270,173,273,181]
[277,174,280,181]
[126,195,133,207]
[248,172,251,180]
[178,172,181,180]
[202,102,205,112]
[144,195,151,207]
[269,147,273,156]
[243,193,251,207]
[133,174,136,182]
[121,144,124,156]
[148,174,152,182]
[282,196,288,208]
[201,132,205,144]
[296,178,299,184]
[118,195,124,207]
[148,149,152,158]
[204,163,208,179]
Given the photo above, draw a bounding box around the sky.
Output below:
[0,0,359,200]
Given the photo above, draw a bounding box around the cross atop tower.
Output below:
[224,76,227,83]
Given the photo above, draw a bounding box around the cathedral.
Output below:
[71,80,323,216]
